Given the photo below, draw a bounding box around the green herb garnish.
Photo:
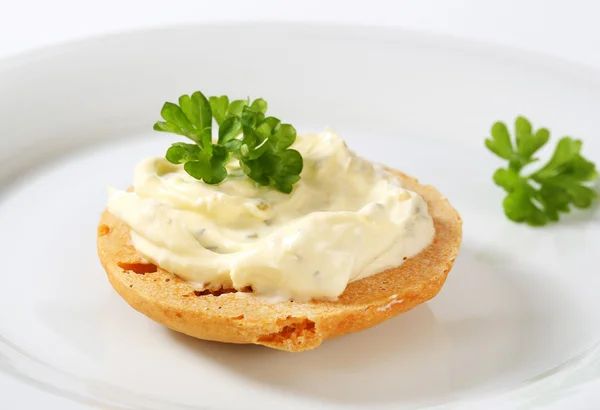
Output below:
[153,91,303,193]
[485,116,598,226]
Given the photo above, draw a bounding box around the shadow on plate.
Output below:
[166,247,582,407]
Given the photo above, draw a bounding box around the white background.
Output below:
[2,0,600,68]
[1,0,599,408]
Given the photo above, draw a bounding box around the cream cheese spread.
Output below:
[107,130,435,301]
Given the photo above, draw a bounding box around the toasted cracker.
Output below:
[97,170,462,352]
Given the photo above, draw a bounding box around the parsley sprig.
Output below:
[486,116,598,226]
[153,91,303,193]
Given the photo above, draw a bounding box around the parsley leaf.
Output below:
[486,116,598,226]
[165,142,200,164]
[236,104,303,193]
[154,92,303,193]
[218,116,243,152]
[227,99,250,117]
[184,145,228,185]
[209,96,229,126]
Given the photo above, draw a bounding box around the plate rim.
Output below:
[2,20,600,85]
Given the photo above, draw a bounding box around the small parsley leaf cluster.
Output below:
[486,116,598,226]
[154,91,303,193]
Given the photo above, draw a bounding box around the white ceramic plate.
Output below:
[0,24,599,410]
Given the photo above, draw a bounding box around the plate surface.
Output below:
[0,24,599,410]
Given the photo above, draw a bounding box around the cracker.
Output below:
[97,170,462,352]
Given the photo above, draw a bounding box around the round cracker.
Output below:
[97,170,462,352]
